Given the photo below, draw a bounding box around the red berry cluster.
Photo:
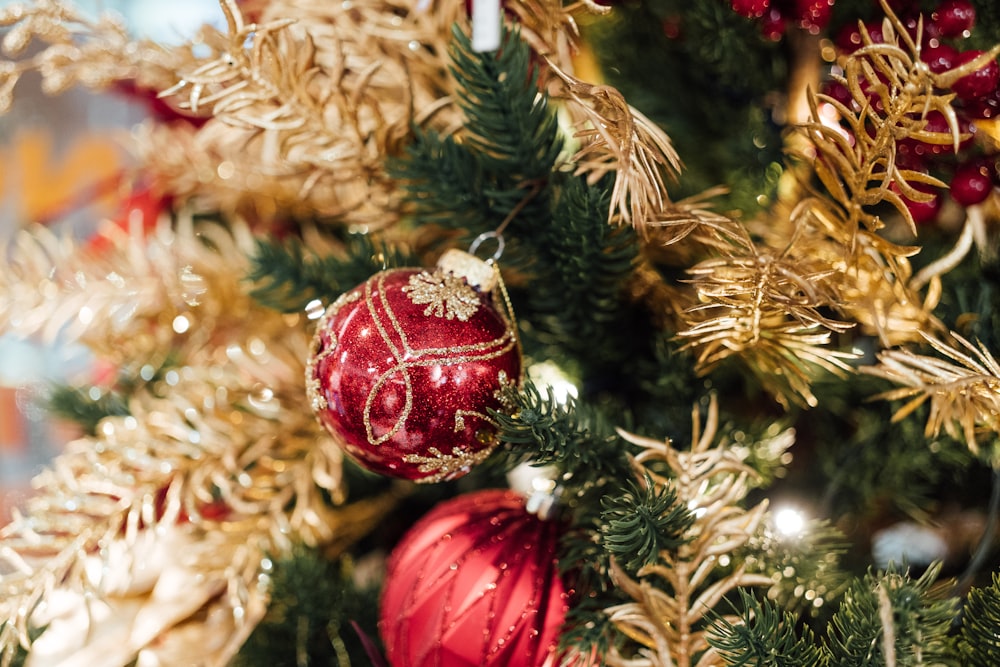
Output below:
[730,0,836,40]
[826,0,999,222]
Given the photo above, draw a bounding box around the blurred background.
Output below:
[0,0,223,520]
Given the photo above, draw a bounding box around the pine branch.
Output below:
[491,379,633,485]
[447,24,563,179]
[233,547,382,667]
[247,234,413,313]
[608,396,777,665]
[958,572,1000,666]
[390,23,562,241]
[46,385,130,436]
[708,589,829,667]
[825,563,958,667]
[525,174,640,369]
[600,473,695,576]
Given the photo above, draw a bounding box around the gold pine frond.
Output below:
[546,58,684,230]
[607,396,783,667]
[863,332,1000,456]
[678,243,856,408]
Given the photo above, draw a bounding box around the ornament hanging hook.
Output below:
[468,231,506,264]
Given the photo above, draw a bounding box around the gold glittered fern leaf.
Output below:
[863,332,1000,456]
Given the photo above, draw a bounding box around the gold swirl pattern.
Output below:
[362,268,517,447]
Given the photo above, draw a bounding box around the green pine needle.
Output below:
[389,23,562,241]
[491,379,632,485]
[958,572,1000,666]
[825,563,958,667]
[708,589,829,667]
[447,24,563,179]
[46,384,130,435]
[247,235,413,313]
[599,474,695,575]
[525,174,640,367]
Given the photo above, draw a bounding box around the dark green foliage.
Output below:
[233,547,382,667]
[491,379,633,485]
[958,572,1000,665]
[523,174,639,368]
[930,238,1000,358]
[600,473,694,575]
[806,371,974,523]
[584,0,786,214]
[557,593,626,666]
[447,25,562,177]
[390,24,562,244]
[46,384,130,435]
[247,234,414,313]
[708,589,829,667]
[825,564,958,667]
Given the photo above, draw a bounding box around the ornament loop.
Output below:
[468,231,505,264]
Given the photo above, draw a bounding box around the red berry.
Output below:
[919,110,976,153]
[892,181,941,225]
[905,192,942,224]
[952,50,1000,101]
[662,15,682,39]
[794,0,833,33]
[922,43,958,74]
[932,0,976,39]
[731,0,770,19]
[966,89,1000,119]
[821,79,852,107]
[759,7,787,41]
[951,160,995,206]
[835,21,884,54]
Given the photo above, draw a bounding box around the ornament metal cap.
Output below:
[437,248,498,293]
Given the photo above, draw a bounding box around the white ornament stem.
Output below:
[471,0,502,52]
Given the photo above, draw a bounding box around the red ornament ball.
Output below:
[380,489,570,667]
[307,251,521,483]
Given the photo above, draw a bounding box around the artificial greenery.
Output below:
[389,23,562,248]
[492,379,632,486]
[804,372,976,524]
[247,234,415,313]
[45,384,130,435]
[826,564,957,667]
[599,473,695,575]
[522,173,641,375]
[247,9,1000,662]
[958,571,1000,666]
[709,589,829,667]
[233,547,382,667]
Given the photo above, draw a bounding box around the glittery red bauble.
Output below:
[307,254,521,482]
[380,489,569,667]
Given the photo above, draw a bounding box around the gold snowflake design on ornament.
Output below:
[403,269,480,321]
[402,445,497,483]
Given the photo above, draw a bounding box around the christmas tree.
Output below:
[2,0,1000,664]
